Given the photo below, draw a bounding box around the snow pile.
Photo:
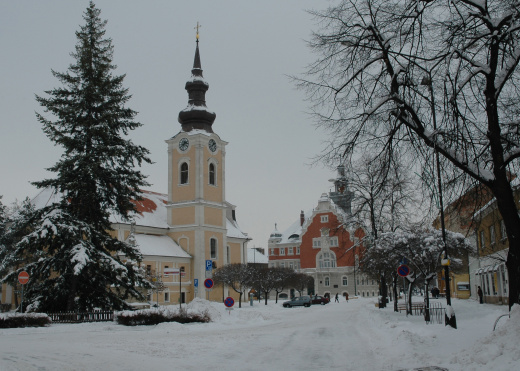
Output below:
[449,304,520,370]
[186,297,222,321]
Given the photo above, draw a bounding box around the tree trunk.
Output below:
[393,273,398,313]
[264,291,268,305]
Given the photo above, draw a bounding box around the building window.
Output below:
[270,248,275,256]
[210,238,217,259]
[318,251,336,269]
[330,237,338,247]
[288,247,293,255]
[342,276,348,286]
[500,220,507,241]
[489,225,496,247]
[321,215,329,223]
[281,262,285,268]
[312,238,321,248]
[164,292,170,302]
[289,262,294,269]
[325,277,330,287]
[180,162,189,184]
[297,247,300,254]
[209,163,216,185]
[480,230,485,251]
[280,247,285,256]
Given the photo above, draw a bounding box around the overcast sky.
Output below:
[0,0,340,246]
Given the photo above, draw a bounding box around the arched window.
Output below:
[180,162,189,184]
[210,238,217,259]
[209,163,216,185]
[342,276,348,286]
[318,251,336,269]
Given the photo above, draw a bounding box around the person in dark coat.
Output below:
[477,286,483,304]
[335,293,339,303]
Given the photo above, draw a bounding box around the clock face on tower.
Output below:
[179,138,189,151]
[208,139,217,153]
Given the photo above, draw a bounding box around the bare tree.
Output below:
[213,264,253,308]
[300,0,520,309]
[272,267,295,303]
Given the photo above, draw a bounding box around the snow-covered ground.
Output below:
[0,297,517,371]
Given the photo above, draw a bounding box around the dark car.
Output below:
[311,295,330,305]
[282,295,311,308]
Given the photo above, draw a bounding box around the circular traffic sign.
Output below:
[397,264,410,277]
[224,296,235,308]
[204,278,214,289]
[18,271,29,285]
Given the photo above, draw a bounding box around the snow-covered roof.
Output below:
[226,218,248,239]
[130,234,191,258]
[31,187,248,240]
[247,248,268,264]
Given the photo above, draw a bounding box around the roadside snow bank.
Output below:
[449,304,520,370]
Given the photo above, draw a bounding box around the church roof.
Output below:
[129,234,191,258]
[178,38,216,133]
[31,188,248,239]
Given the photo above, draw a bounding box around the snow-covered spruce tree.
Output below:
[2,2,151,312]
[300,0,520,309]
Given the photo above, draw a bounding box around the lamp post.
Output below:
[421,74,456,329]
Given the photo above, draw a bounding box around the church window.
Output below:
[210,238,217,259]
[209,163,216,185]
[180,162,189,184]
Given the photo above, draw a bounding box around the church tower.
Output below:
[165,32,229,300]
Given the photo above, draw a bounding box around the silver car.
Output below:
[282,295,311,308]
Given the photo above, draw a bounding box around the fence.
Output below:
[48,310,114,323]
[425,302,445,325]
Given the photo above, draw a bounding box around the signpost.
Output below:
[18,271,29,313]
[397,264,410,277]
[204,278,214,290]
[224,296,234,315]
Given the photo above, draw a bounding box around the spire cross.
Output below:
[195,22,201,40]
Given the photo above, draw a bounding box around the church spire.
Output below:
[178,25,216,133]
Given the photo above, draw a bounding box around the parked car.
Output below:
[282,295,311,308]
[311,295,330,305]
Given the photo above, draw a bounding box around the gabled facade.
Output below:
[268,167,377,299]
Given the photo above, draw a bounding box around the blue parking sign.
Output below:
[206,260,212,271]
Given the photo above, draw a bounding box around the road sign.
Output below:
[397,264,410,277]
[164,268,180,276]
[194,279,198,287]
[206,260,213,271]
[204,278,214,289]
[18,271,29,285]
[224,297,235,308]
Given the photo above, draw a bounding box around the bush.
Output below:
[0,313,51,328]
[115,306,211,326]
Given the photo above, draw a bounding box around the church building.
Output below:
[2,35,249,309]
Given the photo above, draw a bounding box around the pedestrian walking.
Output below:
[335,293,339,303]
[477,286,483,304]
[345,292,349,302]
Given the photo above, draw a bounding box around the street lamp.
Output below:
[421,74,457,329]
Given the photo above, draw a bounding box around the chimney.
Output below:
[300,210,305,226]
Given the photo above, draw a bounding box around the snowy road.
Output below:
[0,297,514,371]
